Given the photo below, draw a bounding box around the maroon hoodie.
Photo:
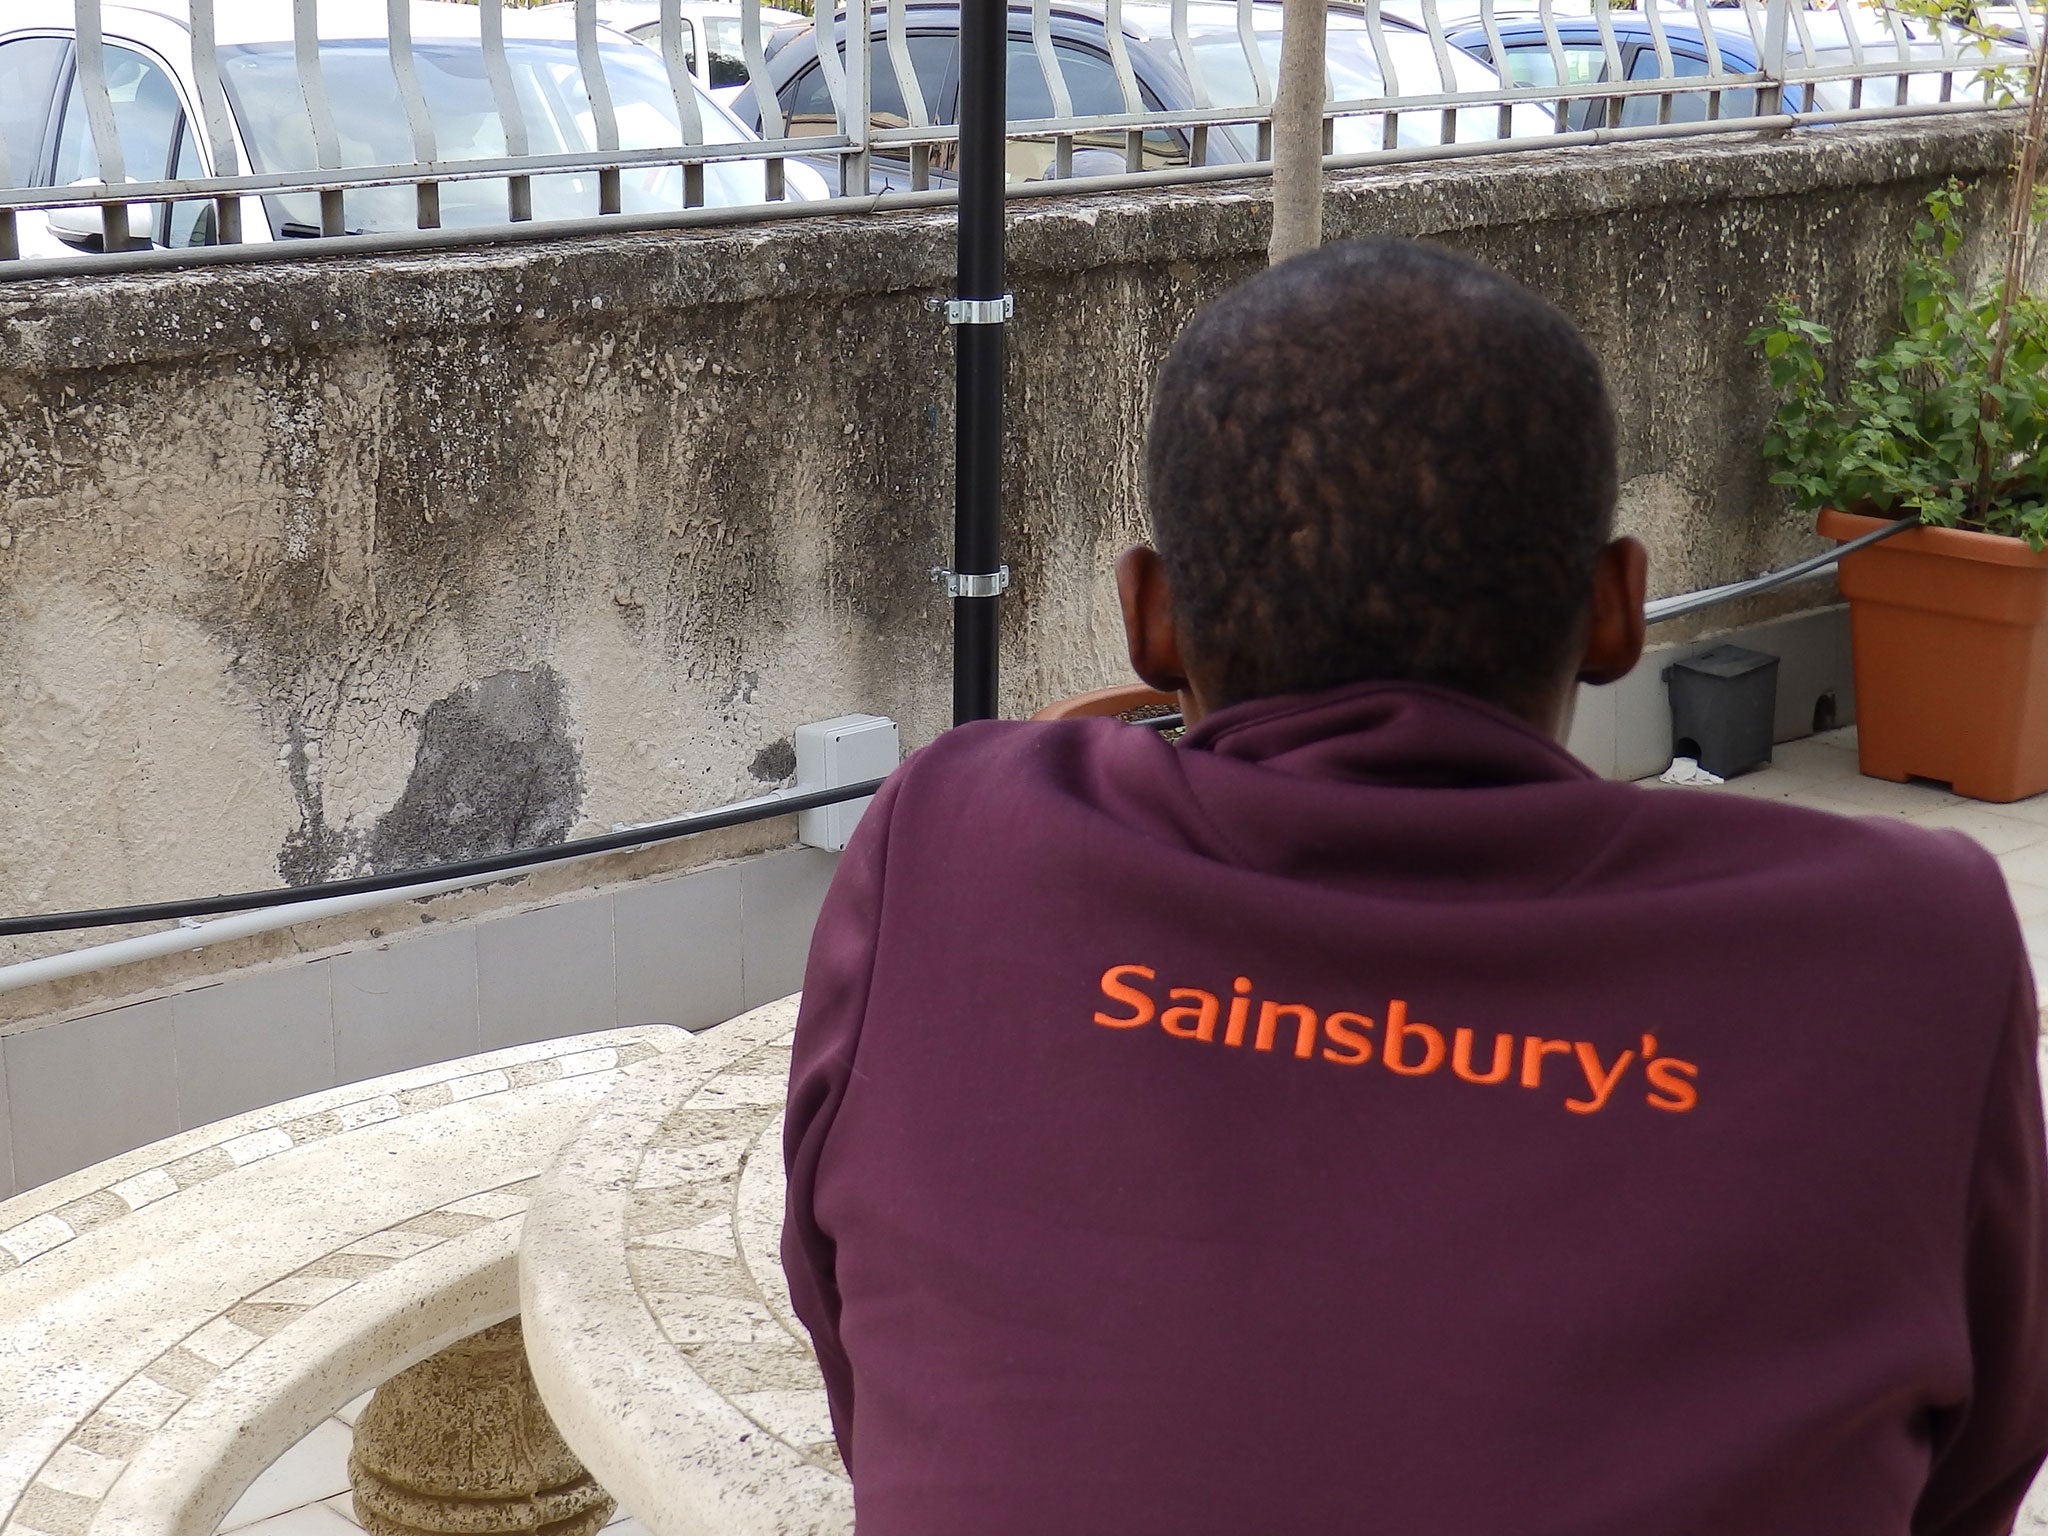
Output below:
[783,681,2048,1536]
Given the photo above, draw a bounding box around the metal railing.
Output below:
[0,0,2035,274]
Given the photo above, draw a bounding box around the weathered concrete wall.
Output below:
[0,114,2029,951]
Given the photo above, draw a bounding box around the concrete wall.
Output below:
[0,114,2030,959]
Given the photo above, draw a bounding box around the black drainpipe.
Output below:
[948,0,1009,724]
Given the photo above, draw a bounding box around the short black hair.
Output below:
[1145,238,1618,715]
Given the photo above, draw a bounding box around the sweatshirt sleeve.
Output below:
[781,772,902,1473]
[1916,963,2048,1536]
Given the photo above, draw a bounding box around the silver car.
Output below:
[0,0,821,260]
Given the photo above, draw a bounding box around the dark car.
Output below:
[735,0,1551,192]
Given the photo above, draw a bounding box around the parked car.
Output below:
[1448,8,1984,131]
[734,0,1554,191]
[531,1,803,107]
[0,0,821,260]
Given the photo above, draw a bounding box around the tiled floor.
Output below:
[1651,726,2048,976]
[215,726,2048,1536]
[215,1391,653,1536]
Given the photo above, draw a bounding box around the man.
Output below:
[783,239,2048,1534]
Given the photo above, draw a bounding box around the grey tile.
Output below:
[174,962,337,1131]
[614,865,745,1032]
[475,897,617,1050]
[5,998,180,1190]
[0,1041,13,1201]
[740,849,841,1008]
[332,930,481,1086]
[1564,680,1618,779]
[1613,647,1682,782]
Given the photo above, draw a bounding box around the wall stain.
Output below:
[363,666,584,874]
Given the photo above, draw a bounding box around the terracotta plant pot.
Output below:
[1030,683,1178,722]
[1820,505,2048,802]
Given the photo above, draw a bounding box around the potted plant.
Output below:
[1750,57,2048,800]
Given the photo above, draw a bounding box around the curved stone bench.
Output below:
[521,996,853,1536]
[0,1024,689,1536]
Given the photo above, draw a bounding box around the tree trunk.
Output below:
[1268,0,1328,264]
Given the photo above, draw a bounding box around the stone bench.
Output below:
[521,996,853,1536]
[0,1024,689,1536]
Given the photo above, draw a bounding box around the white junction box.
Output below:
[794,714,900,852]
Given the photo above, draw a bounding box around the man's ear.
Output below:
[1577,536,1648,686]
[1115,545,1192,696]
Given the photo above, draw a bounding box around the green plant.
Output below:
[1749,181,2048,546]
[1750,12,2048,548]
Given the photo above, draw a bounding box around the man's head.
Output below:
[1118,238,1645,737]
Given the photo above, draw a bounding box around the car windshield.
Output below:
[218,37,769,234]
[1189,22,1553,150]
[1800,41,2000,108]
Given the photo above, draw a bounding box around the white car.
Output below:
[533,1,804,107]
[0,0,822,261]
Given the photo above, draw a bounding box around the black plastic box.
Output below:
[1665,644,1779,779]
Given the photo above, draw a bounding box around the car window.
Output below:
[702,17,750,88]
[1003,39,1187,176]
[220,38,762,234]
[627,17,696,69]
[163,116,215,247]
[783,32,954,141]
[1496,40,1607,88]
[51,43,186,185]
[1195,27,1552,151]
[0,36,68,186]
[1620,48,1757,124]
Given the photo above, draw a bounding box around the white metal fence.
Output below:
[0,0,2035,273]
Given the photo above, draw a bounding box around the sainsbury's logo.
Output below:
[1092,964,1698,1115]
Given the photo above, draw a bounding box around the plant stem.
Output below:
[1976,15,2048,519]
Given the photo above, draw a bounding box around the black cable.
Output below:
[4,518,1925,939]
[0,778,888,939]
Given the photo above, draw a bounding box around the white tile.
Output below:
[0,1213,73,1264]
[228,1501,361,1536]
[250,1275,357,1308]
[38,1444,125,1500]
[1767,736,1863,781]
[1702,766,1828,801]
[1979,790,2048,829]
[219,1418,356,1531]
[604,1519,656,1536]
[2001,879,2048,925]
[184,1316,264,1369]
[110,1167,179,1211]
[1813,725,1860,751]
[321,1492,364,1527]
[222,1129,295,1167]
[1794,772,1961,818]
[332,1395,373,1429]
[1996,843,2048,890]
[1905,805,2048,856]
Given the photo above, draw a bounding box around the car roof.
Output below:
[1455,7,1922,52]
[536,1,803,25]
[7,0,612,46]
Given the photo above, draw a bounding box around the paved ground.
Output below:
[214,722,2048,1536]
